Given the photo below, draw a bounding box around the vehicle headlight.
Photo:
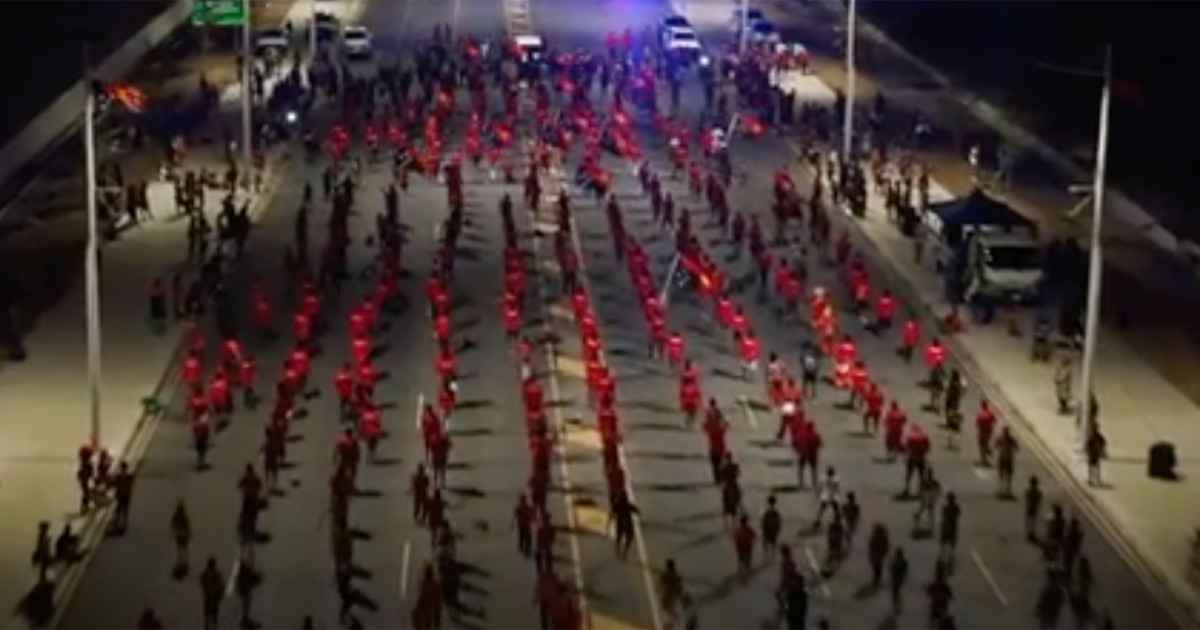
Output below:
[699,55,710,66]
[285,110,299,124]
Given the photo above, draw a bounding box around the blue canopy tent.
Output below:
[934,189,1034,246]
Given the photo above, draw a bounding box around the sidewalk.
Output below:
[754,0,1200,405]
[766,33,1200,629]
[686,0,1200,620]
[0,0,300,371]
[0,3,302,628]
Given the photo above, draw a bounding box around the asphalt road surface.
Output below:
[57,0,1182,628]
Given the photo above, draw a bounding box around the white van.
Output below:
[963,227,1044,302]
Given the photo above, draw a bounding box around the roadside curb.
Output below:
[786,149,1200,628]
[804,0,1200,274]
[32,157,288,630]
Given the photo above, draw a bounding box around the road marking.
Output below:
[400,540,412,597]
[536,219,560,235]
[45,131,292,627]
[972,466,992,480]
[574,504,611,538]
[555,355,587,379]
[564,206,665,630]
[527,201,591,626]
[541,258,563,275]
[591,612,649,630]
[452,0,462,34]
[549,303,575,322]
[224,558,242,598]
[567,427,603,451]
[777,59,1200,630]
[502,0,536,35]
[736,395,761,430]
[803,546,832,597]
[971,550,1009,606]
[414,392,425,429]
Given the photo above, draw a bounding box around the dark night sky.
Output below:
[0,1,1196,230]
[0,1,171,141]
[865,1,1200,235]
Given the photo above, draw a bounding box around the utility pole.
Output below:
[1041,47,1113,440]
[841,0,858,162]
[738,0,749,55]
[240,0,254,190]
[82,57,103,449]
[1077,45,1112,439]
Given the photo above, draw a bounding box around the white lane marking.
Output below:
[565,204,665,630]
[414,392,425,429]
[971,549,1009,606]
[400,540,413,597]
[527,212,591,623]
[803,546,832,597]
[973,466,992,480]
[736,395,760,430]
[224,558,242,598]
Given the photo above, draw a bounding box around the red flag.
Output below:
[106,83,147,113]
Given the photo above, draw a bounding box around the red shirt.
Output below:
[704,417,727,453]
[358,363,378,387]
[666,334,684,360]
[239,359,256,387]
[182,355,201,385]
[739,335,760,363]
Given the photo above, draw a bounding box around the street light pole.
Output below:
[83,85,103,448]
[841,0,857,162]
[309,0,318,63]
[240,0,254,190]
[737,0,748,55]
[1076,44,1112,439]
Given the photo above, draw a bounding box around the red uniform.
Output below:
[666,332,685,366]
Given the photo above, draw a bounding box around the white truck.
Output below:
[961,227,1045,303]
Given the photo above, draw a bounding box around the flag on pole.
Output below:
[104,83,148,113]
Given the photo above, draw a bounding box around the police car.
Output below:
[660,15,694,42]
[513,34,546,62]
[663,29,701,53]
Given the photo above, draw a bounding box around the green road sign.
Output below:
[192,0,246,26]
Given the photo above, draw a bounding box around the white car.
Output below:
[663,29,701,52]
[750,21,782,45]
[660,15,693,39]
[255,27,289,55]
[342,26,373,60]
[731,8,766,33]
[513,34,546,62]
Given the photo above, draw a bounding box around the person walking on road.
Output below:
[170,501,191,575]
[889,547,909,612]
[199,556,223,630]
[609,488,639,559]
[112,461,135,534]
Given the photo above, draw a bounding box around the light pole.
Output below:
[309,0,318,63]
[1040,47,1112,439]
[83,84,102,449]
[841,0,857,162]
[1077,45,1112,439]
[738,0,749,55]
[240,0,254,190]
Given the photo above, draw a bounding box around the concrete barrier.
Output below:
[825,1,1200,272]
[0,0,193,197]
